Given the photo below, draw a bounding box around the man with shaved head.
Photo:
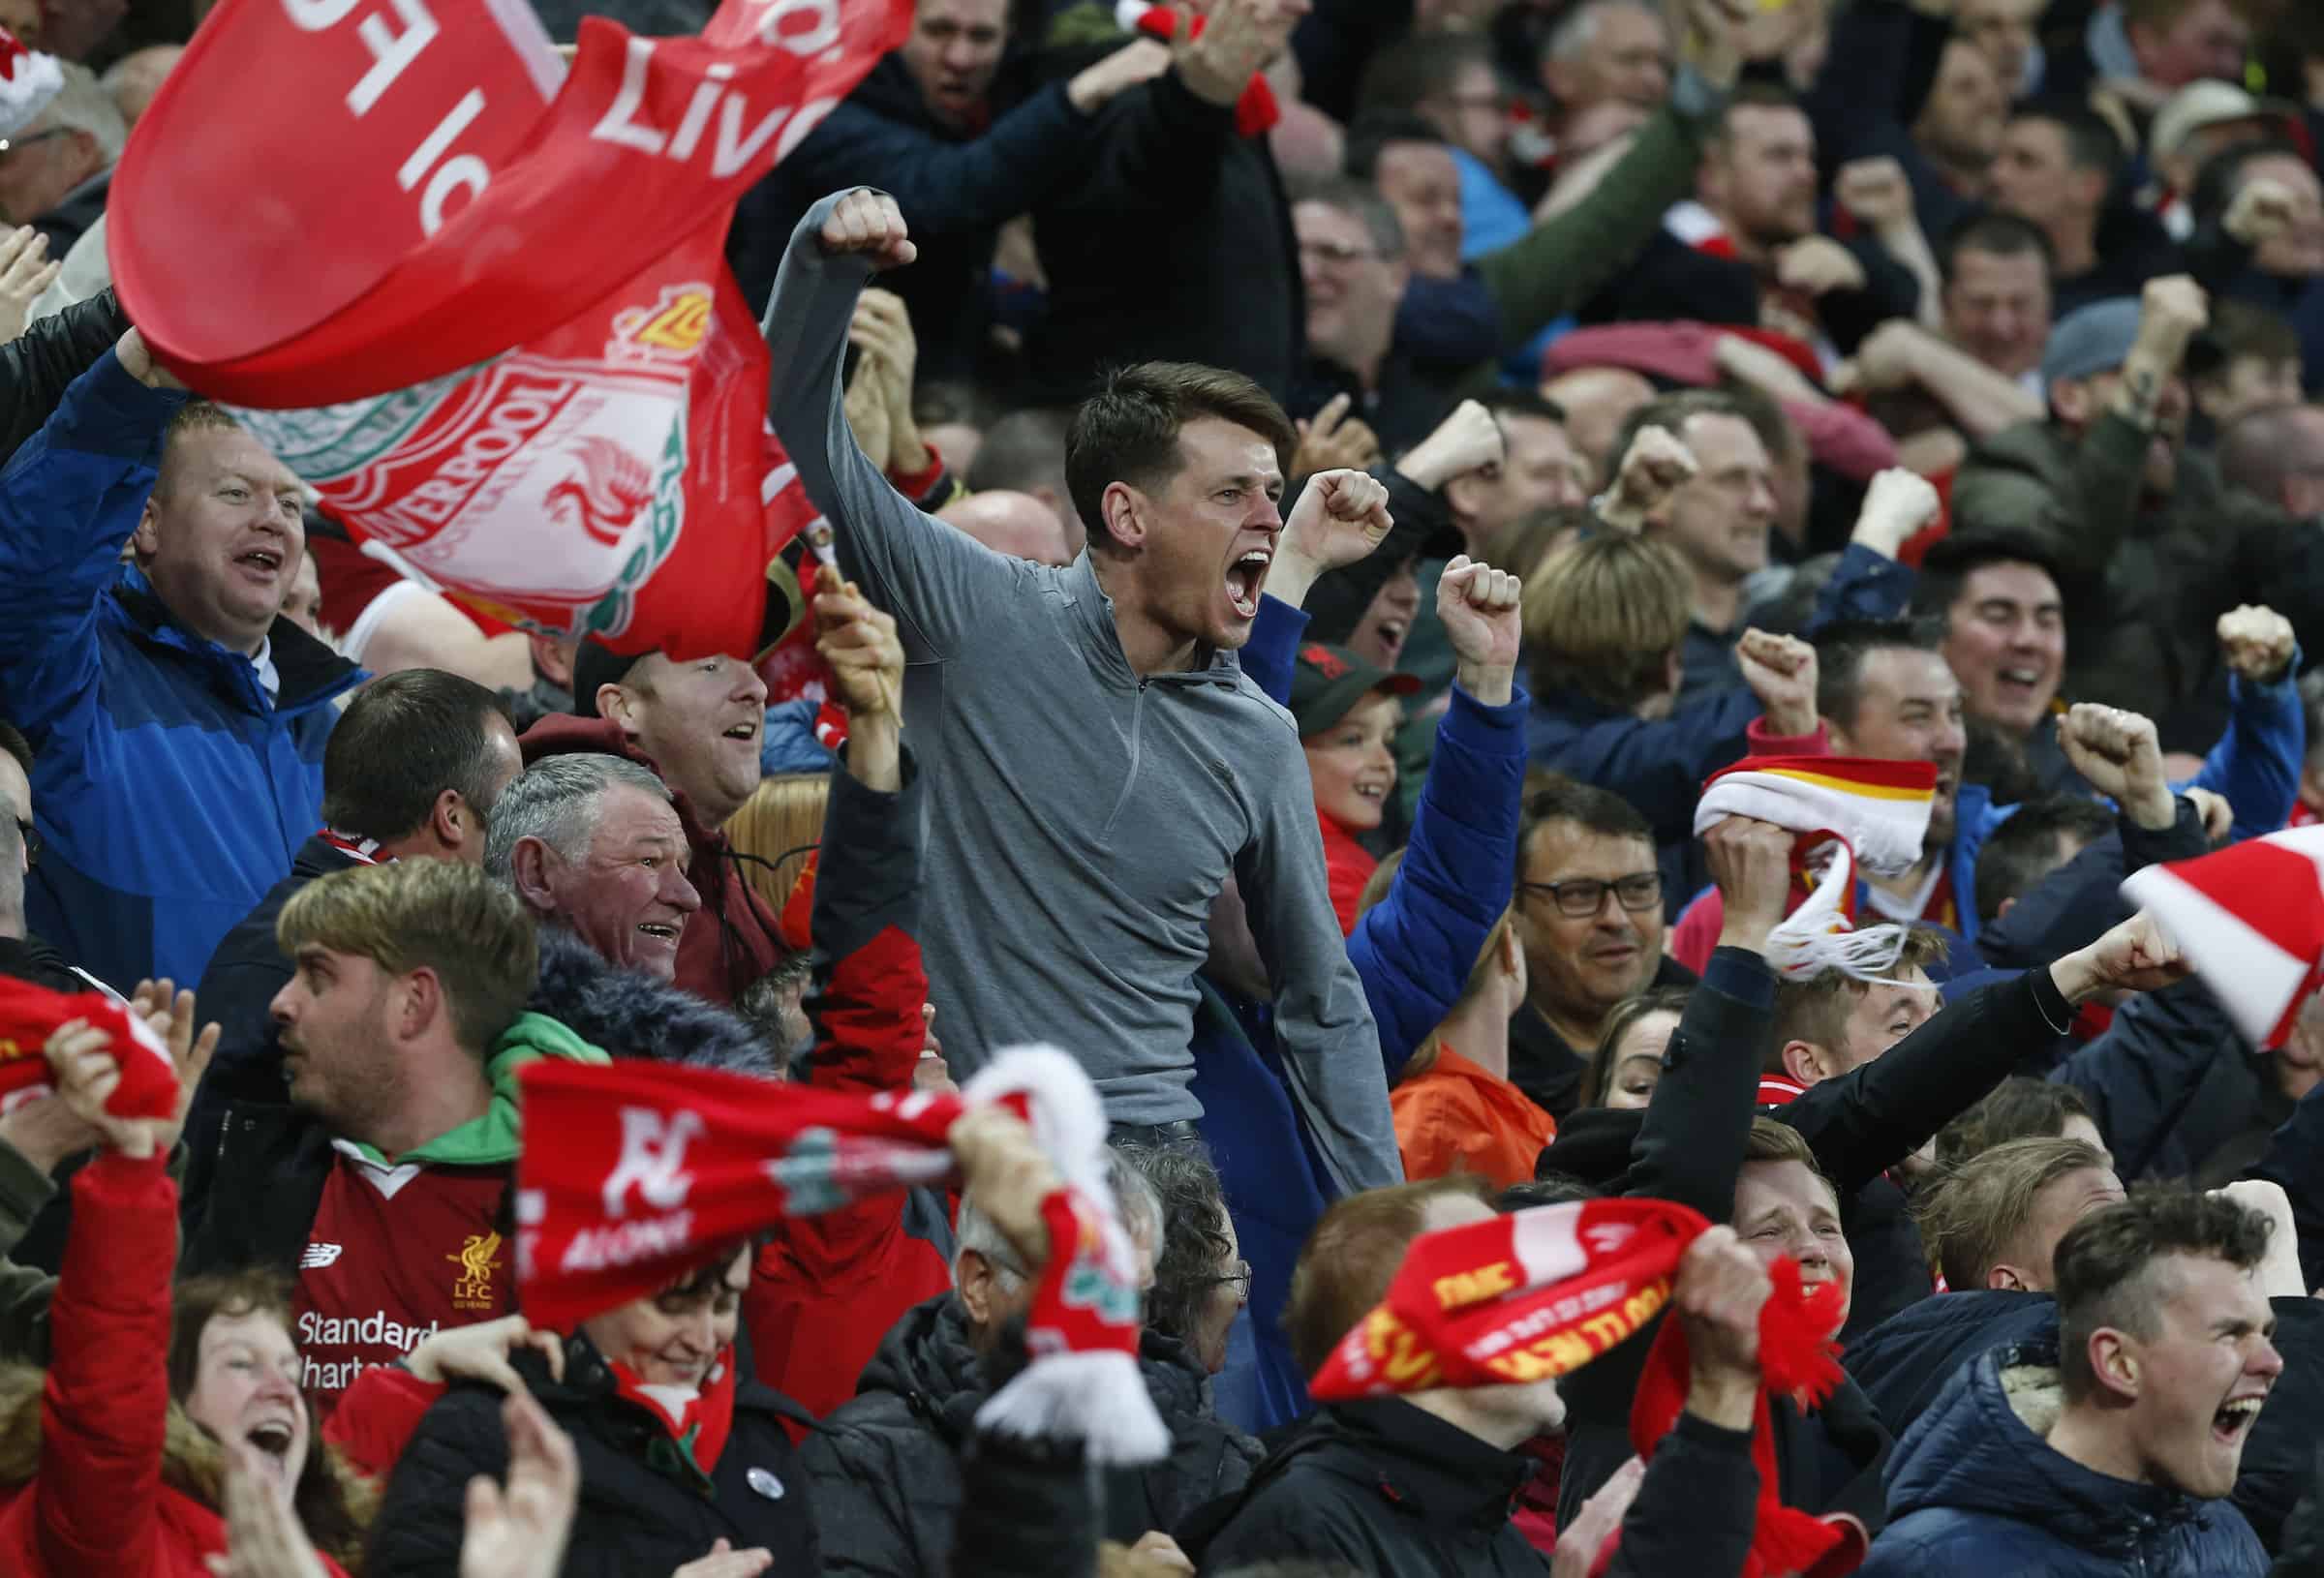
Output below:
[1540,365,1656,487]
[939,489,1078,566]
[2217,404,2324,522]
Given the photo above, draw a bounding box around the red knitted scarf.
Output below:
[1308,1198,1856,1578]
[0,977,179,1117]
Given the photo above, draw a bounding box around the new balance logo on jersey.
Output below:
[301,1242,345,1269]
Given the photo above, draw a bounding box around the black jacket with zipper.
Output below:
[1180,1395,1544,1575]
[801,1291,1258,1576]
[366,1335,819,1578]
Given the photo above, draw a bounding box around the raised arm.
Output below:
[33,982,213,1573]
[1792,913,2184,1193]
[1349,560,1528,1074]
[758,191,1017,660]
[1236,729,1401,1197]
[0,329,188,738]
[1618,816,1790,1218]
[1472,0,1744,345]
[779,45,1169,245]
[2193,606,2302,840]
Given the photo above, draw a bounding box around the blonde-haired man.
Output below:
[179,859,607,1412]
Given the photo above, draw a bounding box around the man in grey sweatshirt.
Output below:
[760,188,1402,1196]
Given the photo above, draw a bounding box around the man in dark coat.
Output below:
[1856,1189,2283,1575]
[801,1178,1257,1574]
[364,1307,820,1578]
[1951,276,2324,749]
[1178,1177,1556,1577]
[725,0,1173,379]
[1019,0,1309,403]
[183,668,522,1225]
[1855,1138,2324,1554]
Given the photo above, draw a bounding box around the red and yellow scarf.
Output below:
[1308,1198,1856,1578]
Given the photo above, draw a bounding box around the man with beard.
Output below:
[1953,275,2324,749]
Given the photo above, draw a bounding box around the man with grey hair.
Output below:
[804,1146,1259,1575]
[1541,0,1672,117]
[486,751,702,983]
[0,60,125,249]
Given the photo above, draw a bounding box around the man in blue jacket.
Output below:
[1859,1189,2280,1576]
[0,327,358,992]
[1192,543,1527,1432]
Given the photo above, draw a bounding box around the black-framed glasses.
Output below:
[13,819,35,866]
[1517,873,1661,919]
[1208,1259,1253,1298]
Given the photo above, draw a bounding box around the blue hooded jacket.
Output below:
[1191,595,1526,1431]
[1859,1340,2269,1578]
[0,350,359,989]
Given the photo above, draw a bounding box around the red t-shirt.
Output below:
[291,1148,512,1414]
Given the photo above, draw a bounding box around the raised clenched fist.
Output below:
[2217,603,2295,684]
[816,188,917,272]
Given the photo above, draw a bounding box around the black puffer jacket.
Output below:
[801,1293,1258,1575]
[1180,1396,1544,1575]
[366,1334,817,1578]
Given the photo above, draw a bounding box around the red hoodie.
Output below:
[518,714,785,1004]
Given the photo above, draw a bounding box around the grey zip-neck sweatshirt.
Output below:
[761,193,1398,1196]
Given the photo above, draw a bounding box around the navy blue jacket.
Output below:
[1860,1340,2268,1577]
[1850,1291,2324,1555]
[1192,594,1526,1430]
[2254,1081,2324,1296]
[0,351,358,990]
[2052,979,2289,1186]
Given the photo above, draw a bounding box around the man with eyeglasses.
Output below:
[804,1148,1263,1575]
[1508,777,1696,1121]
[0,61,123,253]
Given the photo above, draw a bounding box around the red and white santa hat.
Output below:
[0,28,60,146]
[2120,825,2324,1049]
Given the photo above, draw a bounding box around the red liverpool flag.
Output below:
[108,0,906,659]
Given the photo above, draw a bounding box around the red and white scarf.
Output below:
[1308,1198,1854,1578]
[515,1045,1167,1463]
[317,827,391,865]
[1694,756,1937,981]
[1116,1,1280,136]
[0,978,179,1117]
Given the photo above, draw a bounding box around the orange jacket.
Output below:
[1391,1046,1558,1189]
